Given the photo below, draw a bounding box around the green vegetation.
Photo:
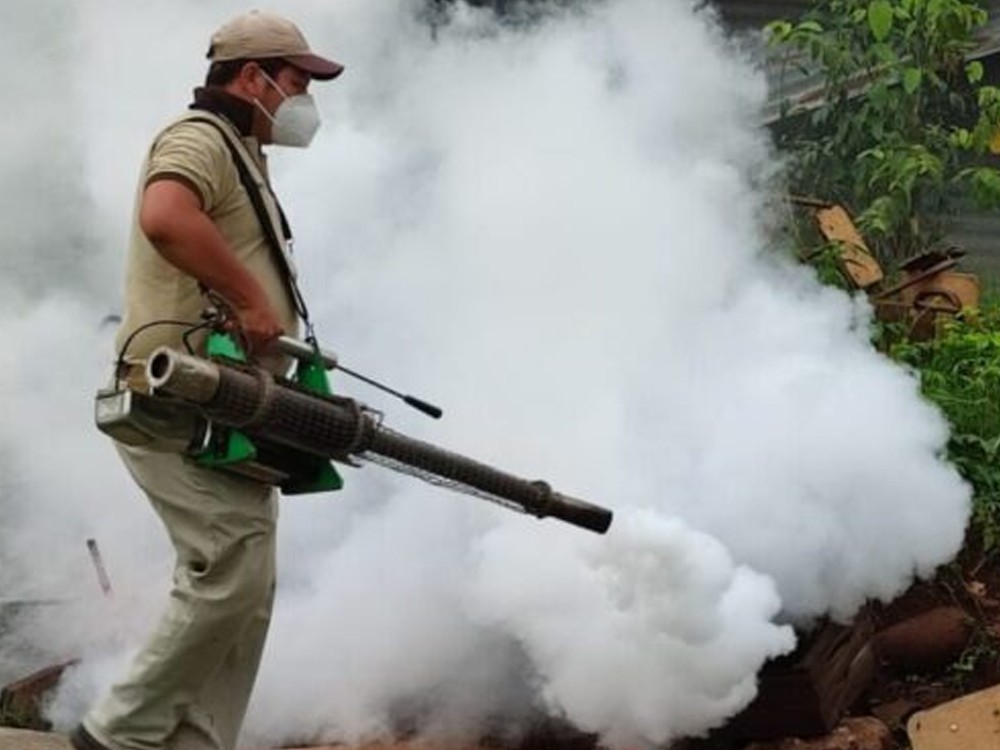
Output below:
[768,0,1000,262]
[893,310,1000,552]
[768,0,1000,553]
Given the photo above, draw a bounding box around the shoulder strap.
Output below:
[182,114,312,324]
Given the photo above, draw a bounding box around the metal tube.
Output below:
[145,348,612,534]
[276,336,338,370]
[147,346,221,404]
[148,348,370,455]
[367,429,612,533]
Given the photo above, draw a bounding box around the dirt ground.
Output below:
[700,539,1000,750]
[856,552,1000,748]
[5,548,1000,750]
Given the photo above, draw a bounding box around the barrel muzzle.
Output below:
[147,347,222,404]
[547,490,614,534]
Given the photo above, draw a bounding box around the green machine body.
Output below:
[193,332,344,494]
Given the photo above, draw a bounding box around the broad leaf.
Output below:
[868,0,894,41]
[796,20,824,33]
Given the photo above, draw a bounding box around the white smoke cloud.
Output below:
[0,0,970,748]
[468,512,791,747]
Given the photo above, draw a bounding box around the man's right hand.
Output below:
[141,178,286,357]
[230,297,285,355]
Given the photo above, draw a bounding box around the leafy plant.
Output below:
[768,0,1000,262]
[946,621,1000,688]
[892,306,1000,552]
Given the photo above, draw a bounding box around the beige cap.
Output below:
[207,10,344,81]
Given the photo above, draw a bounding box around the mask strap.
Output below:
[251,69,289,124]
[252,97,276,125]
[258,69,289,101]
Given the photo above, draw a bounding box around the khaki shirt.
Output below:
[115,111,299,376]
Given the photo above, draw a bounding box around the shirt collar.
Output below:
[189,86,255,137]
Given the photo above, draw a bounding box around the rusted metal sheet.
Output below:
[0,661,76,731]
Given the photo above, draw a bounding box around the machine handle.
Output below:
[403,395,444,419]
[276,336,338,370]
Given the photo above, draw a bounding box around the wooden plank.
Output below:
[813,205,885,290]
[908,684,1000,750]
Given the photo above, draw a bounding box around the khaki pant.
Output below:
[84,443,278,750]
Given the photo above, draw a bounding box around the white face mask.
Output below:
[254,70,321,148]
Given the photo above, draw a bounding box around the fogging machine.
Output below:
[95,333,613,534]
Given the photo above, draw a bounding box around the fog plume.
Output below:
[0,1,969,748]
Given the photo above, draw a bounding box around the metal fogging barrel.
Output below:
[146,347,612,534]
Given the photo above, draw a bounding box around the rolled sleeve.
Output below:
[146,122,233,213]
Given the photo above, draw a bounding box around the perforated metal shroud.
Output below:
[196,361,611,534]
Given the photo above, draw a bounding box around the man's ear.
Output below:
[238,61,265,97]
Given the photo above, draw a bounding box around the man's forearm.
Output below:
[139,179,270,311]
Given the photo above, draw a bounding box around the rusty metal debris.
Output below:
[788,196,980,341]
[0,661,77,731]
[0,539,114,731]
[730,611,876,742]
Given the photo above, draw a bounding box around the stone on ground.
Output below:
[0,727,70,750]
[744,717,891,749]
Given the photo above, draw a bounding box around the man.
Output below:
[72,11,342,750]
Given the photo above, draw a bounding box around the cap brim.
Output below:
[284,53,344,81]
